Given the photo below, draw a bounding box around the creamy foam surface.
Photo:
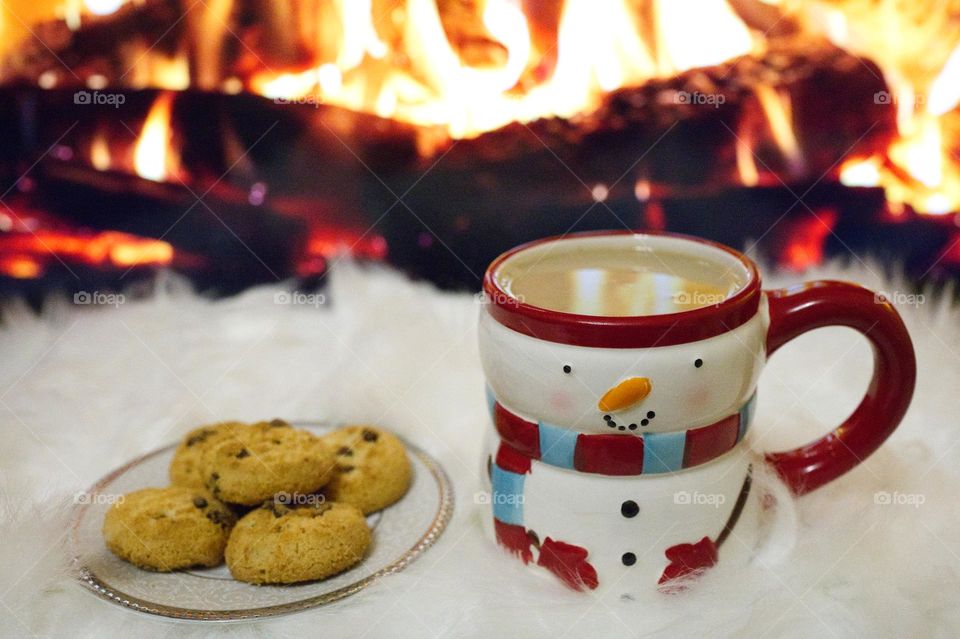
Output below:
[495,243,745,317]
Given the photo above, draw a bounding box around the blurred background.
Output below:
[0,0,959,304]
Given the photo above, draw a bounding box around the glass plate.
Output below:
[70,422,454,621]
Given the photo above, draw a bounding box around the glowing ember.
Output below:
[0,255,42,279]
[782,209,837,271]
[297,228,389,277]
[133,91,181,182]
[0,230,174,279]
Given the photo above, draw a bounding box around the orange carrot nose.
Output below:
[598,377,652,412]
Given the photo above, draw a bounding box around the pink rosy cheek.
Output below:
[550,391,574,412]
[688,386,711,408]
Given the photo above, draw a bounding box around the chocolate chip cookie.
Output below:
[203,421,336,506]
[102,486,236,571]
[225,500,371,584]
[322,425,412,514]
[169,421,251,489]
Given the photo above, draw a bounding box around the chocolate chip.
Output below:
[338,465,355,473]
[206,473,221,497]
[193,496,208,509]
[362,429,378,442]
[206,509,231,527]
[186,429,214,447]
[337,446,353,456]
[236,448,250,459]
[269,419,289,428]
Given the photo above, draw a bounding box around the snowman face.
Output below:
[479,306,767,433]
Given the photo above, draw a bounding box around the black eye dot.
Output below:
[694,358,703,368]
[647,411,655,419]
[562,365,572,374]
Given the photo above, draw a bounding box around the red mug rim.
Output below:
[482,230,762,348]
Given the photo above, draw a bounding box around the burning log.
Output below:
[1,86,405,292]
[0,34,898,290]
[0,0,187,87]
[5,0,945,294]
[372,42,896,286]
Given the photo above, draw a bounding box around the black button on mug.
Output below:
[622,552,637,566]
[620,500,639,518]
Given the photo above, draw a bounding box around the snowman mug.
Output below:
[478,230,915,593]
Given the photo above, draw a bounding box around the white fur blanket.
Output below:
[1,259,957,638]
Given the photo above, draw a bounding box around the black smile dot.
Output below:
[628,423,637,430]
[562,365,572,374]
[618,425,625,431]
[603,414,612,421]
[621,500,639,518]
[608,422,616,429]
[641,418,649,426]
[647,411,656,419]
[695,358,703,368]
[622,552,637,566]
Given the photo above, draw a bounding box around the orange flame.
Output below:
[133,91,181,182]
[755,84,804,177]
[89,131,111,171]
[814,5,960,216]
[250,0,756,138]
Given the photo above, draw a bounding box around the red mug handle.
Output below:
[763,281,916,495]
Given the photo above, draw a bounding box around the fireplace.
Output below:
[0,0,958,301]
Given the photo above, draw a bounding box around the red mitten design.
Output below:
[658,536,719,585]
[537,537,599,591]
[494,520,534,564]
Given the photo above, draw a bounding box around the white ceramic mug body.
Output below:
[479,232,767,595]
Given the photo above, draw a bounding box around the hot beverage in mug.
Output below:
[478,231,915,594]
